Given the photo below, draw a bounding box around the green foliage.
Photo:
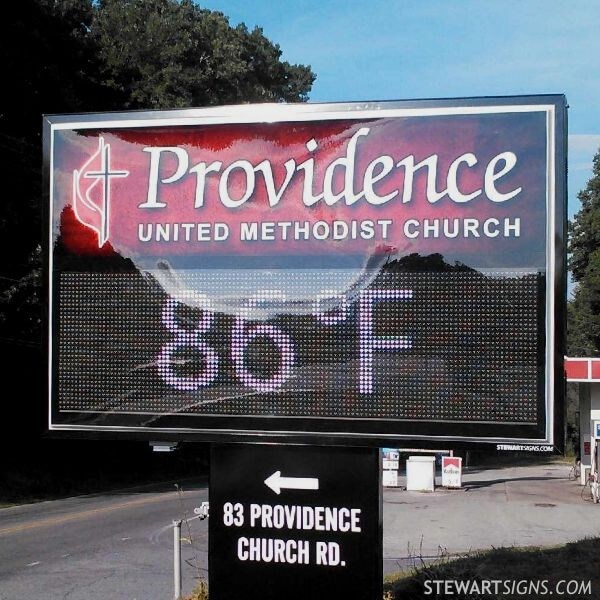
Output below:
[568,148,600,355]
[184,580,209,600]
[0,0,315,344]
[569,152,600,282]
[384,539,600,599]
[0,0,111,296]
[92,0,314,109]
[0,246,42,343]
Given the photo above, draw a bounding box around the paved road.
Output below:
[1,462,599,599]
[384,461,599,572]
[0,480,209,600]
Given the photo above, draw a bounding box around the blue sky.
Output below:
[201,0,600,220]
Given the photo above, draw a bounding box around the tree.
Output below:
[568,148,600,355]
[0,0,113,344]
[93,0,314,109]
[0,0,315,344]
[0,0,109,274]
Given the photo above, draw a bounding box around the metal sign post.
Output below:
[173,519,182,600]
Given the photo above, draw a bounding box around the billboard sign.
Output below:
[44,96,566,448]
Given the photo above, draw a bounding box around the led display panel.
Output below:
[44,96,566,449]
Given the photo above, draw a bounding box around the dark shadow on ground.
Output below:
[463,475,566,490]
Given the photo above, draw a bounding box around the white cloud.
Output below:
[568,134,600,153]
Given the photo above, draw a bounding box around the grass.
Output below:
[0,466,188,505]
[384,538,600,599]
[466,451,572,469]
[184,580,209,600]
[0,440,208,506]
[182,539,600,599]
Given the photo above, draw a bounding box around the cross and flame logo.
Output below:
[72,137,129,247]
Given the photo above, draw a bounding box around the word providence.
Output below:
[138,127,523,211]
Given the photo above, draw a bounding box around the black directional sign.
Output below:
[209,444,382,600]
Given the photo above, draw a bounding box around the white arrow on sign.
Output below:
[264,471,319,495]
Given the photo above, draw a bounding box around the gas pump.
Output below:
[591,422,600,503]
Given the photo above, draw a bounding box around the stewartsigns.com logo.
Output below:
[72,137,129,247]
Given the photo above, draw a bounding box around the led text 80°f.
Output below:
[156,288,413,394]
